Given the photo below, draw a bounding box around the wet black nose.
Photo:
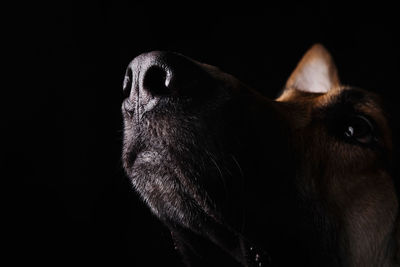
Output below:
[123,51,210,113]
[123,51,172,99]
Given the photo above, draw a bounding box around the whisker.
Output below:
[230,154,247,232]
[205,150,229,201]
[231,154,244,179]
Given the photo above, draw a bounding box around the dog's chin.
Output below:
[123,148,214,228]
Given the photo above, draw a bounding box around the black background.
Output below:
[5,2,399,266]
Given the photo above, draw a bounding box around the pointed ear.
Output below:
[285,44,340,93]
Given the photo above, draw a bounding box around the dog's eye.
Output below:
[344,115,375,144]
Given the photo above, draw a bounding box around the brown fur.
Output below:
[278,45,398,266]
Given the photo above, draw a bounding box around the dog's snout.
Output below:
[124,52,182,100]
[123,51,172,102]
[122,67,134,98]
[123,51,213,115]
[142,65,170,96]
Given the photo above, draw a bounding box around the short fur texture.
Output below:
[122,45,399,266]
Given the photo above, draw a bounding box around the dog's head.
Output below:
[122,45,399,266]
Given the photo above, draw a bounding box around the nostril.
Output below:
[142,65,169,96]
[123,67,133,99]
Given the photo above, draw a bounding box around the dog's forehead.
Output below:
[278,87,390,136]
[284,87,382,111]
[317,87,384,115]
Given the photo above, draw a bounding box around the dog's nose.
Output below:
[123,51,210,113]
[123,51,169,105]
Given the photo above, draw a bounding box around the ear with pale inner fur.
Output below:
[284,44,340,93]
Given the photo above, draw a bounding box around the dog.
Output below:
[121,44,399,266]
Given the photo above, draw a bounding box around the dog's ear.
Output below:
[285,44,340,93]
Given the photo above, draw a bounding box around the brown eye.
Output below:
[344,115,375,144]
